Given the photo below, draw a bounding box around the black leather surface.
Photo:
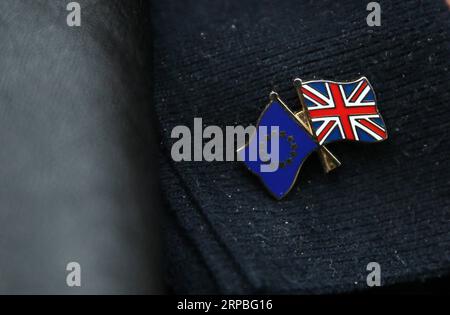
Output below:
[0,0,161,294]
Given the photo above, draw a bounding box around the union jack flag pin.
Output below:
[238,77,388,199]
[294,77,388,146]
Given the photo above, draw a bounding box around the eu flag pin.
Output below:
[238,77,388,199]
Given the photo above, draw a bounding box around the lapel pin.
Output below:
[237,77,388,199]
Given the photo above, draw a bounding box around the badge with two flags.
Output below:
[238,77,388,199]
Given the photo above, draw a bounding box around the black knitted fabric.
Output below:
[153,0,450,293]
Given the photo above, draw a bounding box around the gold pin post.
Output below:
[293,78,341,173]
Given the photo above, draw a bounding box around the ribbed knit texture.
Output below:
[153,0,450,293]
